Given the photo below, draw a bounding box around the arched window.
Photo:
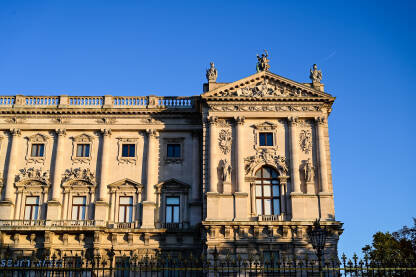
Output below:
[255,166,280,216]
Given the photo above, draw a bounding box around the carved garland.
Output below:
[299,130,312,154]
[218,129,232,154]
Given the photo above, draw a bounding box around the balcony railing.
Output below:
[259,214,283,221]
[161,222,183,231]
[0,220,105,228]
[0,95,195,109]
[0,220,46,227]
[108,221,140,229]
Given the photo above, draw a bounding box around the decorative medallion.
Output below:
[218,129,232,154]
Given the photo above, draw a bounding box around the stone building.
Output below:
[0,56,342,262]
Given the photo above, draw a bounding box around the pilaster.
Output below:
[315,117,329,194]
[208,116,218,193]
[288,117,301,195]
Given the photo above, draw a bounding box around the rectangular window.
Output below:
[24,196,39,220]
[30,144,45,157]
[118,196,133,223]
[122,144,135,158]
[259,133,274,146]
[165,197,180,223]
[71,196,86,220]
[167,144,181,158]
[76,144,90,157]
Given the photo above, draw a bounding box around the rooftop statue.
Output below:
[256,50,270,72]
[309,64,322,83]
[206,62,218,82]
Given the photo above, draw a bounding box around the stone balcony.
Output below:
[0,95,196,110]
[0,220,106,230]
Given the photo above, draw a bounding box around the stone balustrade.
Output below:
[0,219,105,228]
[0,95,195,109]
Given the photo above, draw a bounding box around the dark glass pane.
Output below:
[38,144,44,156]
[167,144,181,158]
[266,133,273,146]
[129,144,135,157]
[31,145,37,157]
[76,145,83,157]
[174,145,180,157]
[122,144,129,157]
[259,133,266,146]
[84,144,90,157]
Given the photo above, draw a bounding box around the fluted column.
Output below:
[3,128,21,202]
[289,118,301,194]
[234,116,245,192]
[99,129,111,202]
[51,129,66,202]
[315,117,329,193]
[146,129,158,202]
[208,117,218,193]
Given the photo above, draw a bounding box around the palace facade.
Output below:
[0,59,343,262]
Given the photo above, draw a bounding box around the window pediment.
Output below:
[15,168,50,187]
[108,178,143,193]
[244,149,289,177]
[155,178,190,193]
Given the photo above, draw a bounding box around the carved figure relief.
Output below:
[206,62,218,82]
[299,130,312,154]
[244,149,288,177]
[62,168,95,185]
[218,129,232,154]
[15,168,50,184]
[303,158,315,183]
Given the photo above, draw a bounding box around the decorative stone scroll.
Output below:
[62,168,95,185]
[299,130,312,154]
[15,168,50,184]
[244,149,289,177]
[218,129,232,154]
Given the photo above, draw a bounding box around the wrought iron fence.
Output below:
[0,253,415,276]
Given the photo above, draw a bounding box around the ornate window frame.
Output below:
[155,179,190,228]
[14,168,51,221]
[108,178,143,227]
[253,121,278,150]
[61,168,96,221]
[25,133,49,165]
[117,138,139,165]
[71,134,94,165]
[163,138,184,164]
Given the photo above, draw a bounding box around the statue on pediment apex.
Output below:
[256,50,270,72]
[310,64,322,83]
[206,62,218,82]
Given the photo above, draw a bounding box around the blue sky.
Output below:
[0,0,415,258]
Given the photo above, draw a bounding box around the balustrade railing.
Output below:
[108,221,140,229]
[259,214,282,221]
[161,222,183,230]
[0,220,46,227]
[0,95,195,109]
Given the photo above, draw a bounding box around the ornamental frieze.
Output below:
[209,104,321,112]
[244,149,289,177]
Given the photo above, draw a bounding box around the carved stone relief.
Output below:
[211,79,318,98]
[15,168,50,184]
[62,168,95,185]
[218,129,232,154]
[299,130,312,154]
[208,104,321,112]
[96,118,117,124]
[303,158,315,183]
[244,149,288,177]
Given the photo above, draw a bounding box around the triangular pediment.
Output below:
[156,178,190,192]
[201,71,333,99]
[108,178,143,189]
